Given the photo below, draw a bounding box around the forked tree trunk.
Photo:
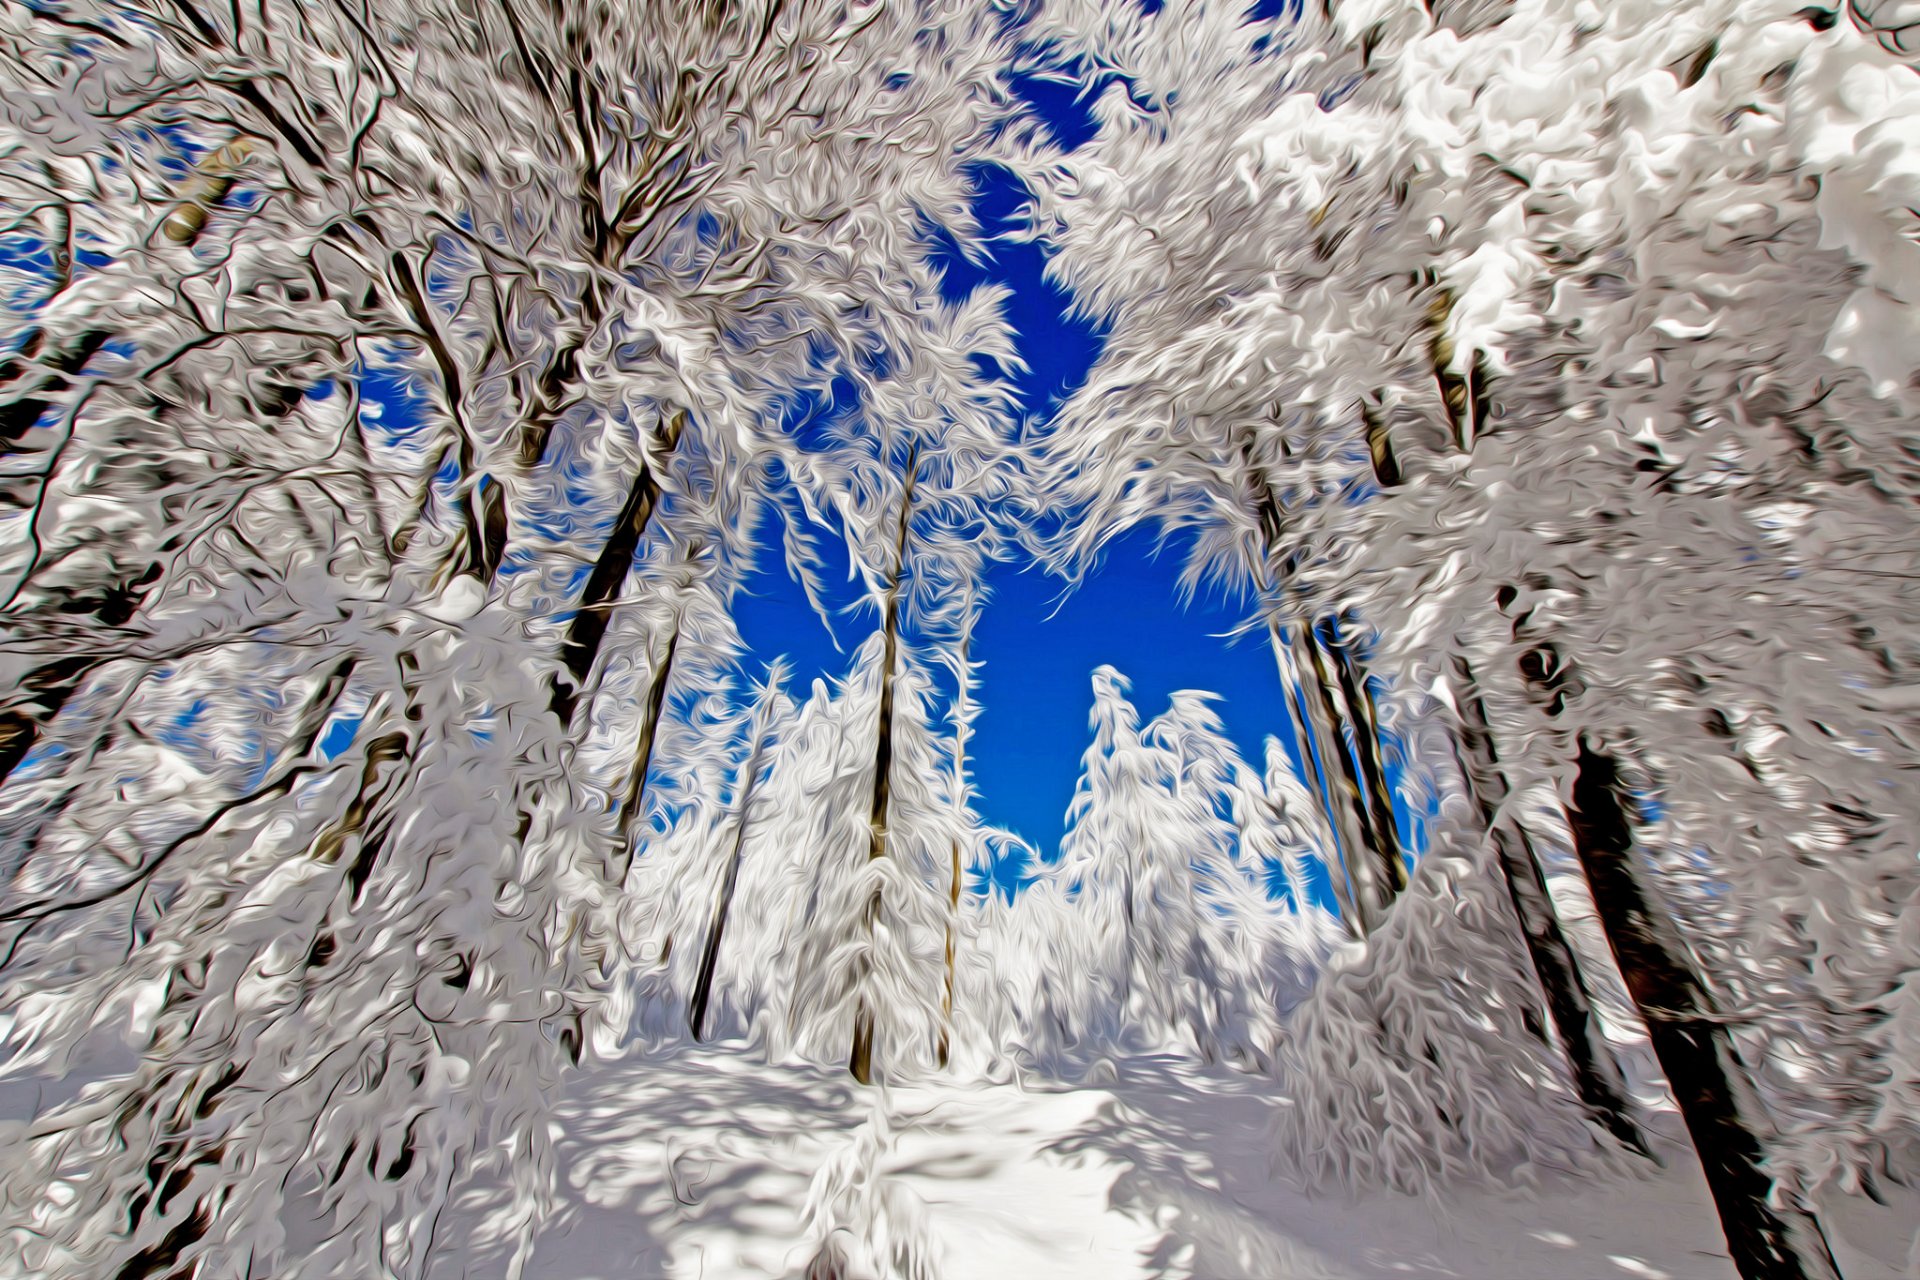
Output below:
[688,710,773,1042]
[1299,617,1401,925]
[1566,743,1840,1280]
[850,445,918,1086]
[1451,655,1648,1156]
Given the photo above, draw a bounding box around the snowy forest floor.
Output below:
[424,1049,1918,1280]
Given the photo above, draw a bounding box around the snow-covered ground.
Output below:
[430,1048,1918,1280]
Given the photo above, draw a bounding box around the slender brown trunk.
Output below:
[1426,288,1475,451]
[1567,743,1839,1280]
[688,713,772,1042]
[850,446,917,1086]
[611,626,680,885]
[937,834,961,1069]
[1451,655,1648,1156]
[937,618,974,1071]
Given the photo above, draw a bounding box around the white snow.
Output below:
[423,1047,1920,1280]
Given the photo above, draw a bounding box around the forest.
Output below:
[0,0,1918,1277]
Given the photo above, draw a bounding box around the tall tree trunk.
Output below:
[936,615,975,1071]
[850,445,918,1086]
[1321,614,1408,903]
[937,834,961,1069]
[1243,433,1395,933]
[537,409,687,1054]
[550,412,686,724]
[688,710,773,1042]
[611,625,680,886]
[1566,742,1840,1280]
[1451,655,1648,1156]
[1298,616,1398,926]
[1266,621,1366,931]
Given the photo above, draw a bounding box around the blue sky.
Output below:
[732,523,1300,856]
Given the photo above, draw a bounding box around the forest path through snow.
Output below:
[420,1047,1920,1280]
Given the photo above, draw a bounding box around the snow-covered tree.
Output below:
[1039,669,1274,1065]
[764,633,956,1081]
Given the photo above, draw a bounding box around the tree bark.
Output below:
[937,619,975,1071]
[1243,433,1397,934]
[1322,614,1408,903]
[688,712,772,1042]
[937,834,962,1069]
[1566,742,1840,1280]
[1266,621,1365,931]
[850,445,917,1086]
[611,625,680,886]
[549,411,685,724]
[1451,654,1649,1156]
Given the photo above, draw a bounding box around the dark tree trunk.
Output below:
[1298,616,1400,926]
[550,412,686,724]
[850,446,917,1087]
[1451,655,1648,1156]
[1322,615,1408,903]
[1243,433,1397,934]
[611,625,680,885]
[1266,621,1367,931]
[688,715,772,1042]
[1566,743,1839,1280]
